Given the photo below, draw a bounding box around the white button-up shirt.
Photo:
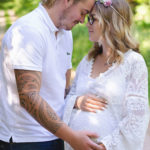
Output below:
[0,3,73,142]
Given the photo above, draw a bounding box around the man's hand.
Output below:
[75,94,107,113]
[69,130,102,150]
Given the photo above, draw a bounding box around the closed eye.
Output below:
[81,9,89,16]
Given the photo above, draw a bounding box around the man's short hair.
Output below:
[41,0,86,8]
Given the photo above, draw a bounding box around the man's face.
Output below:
[59,0,95,30]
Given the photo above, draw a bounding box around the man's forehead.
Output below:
[79,0,95,11]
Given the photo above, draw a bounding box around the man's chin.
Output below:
[64,26,74,30]
[65,23,77,30]
[60,23,76,30]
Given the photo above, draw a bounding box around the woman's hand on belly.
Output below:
[91,138,106,150]
[74,94,107,113]
[98,143,106,150]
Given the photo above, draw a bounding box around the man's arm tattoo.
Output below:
[15,70,64,134]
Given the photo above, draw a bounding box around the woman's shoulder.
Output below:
[76,54,92,72]
[123,49,148,76]
[79,55,91,66]
[124,49,146,65]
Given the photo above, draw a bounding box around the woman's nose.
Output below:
[86,21,90,28]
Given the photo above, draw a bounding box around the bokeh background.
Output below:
[0,0,150,100]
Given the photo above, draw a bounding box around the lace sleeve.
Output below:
[63,56,86,125]
[100,56,149,150]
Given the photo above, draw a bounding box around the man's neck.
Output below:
[43,4,62,29]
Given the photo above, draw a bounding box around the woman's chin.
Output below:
[89,37,96,42]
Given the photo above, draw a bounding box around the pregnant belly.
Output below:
[69,108,116,139]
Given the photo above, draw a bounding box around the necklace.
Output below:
[103,56,116,66]
[104,62,112,66]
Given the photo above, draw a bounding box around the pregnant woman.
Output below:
[63,0,149,150]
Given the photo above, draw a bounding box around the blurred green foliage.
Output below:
[72,23,92,68]
[14,0,40,17]
[0,0,14,9]
[135,4,150,23]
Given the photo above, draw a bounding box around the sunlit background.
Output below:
[0,0,150,100]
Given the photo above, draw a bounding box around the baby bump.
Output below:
[68,108,116,139]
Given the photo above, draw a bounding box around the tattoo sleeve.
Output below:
[14,69,64,134]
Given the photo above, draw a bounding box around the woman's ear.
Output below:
[64,0,74,8]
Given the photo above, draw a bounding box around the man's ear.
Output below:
[64,0,74,8]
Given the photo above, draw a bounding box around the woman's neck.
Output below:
[101,43,112,59]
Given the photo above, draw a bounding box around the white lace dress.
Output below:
[63,50,149,150]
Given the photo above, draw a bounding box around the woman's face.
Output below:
[86,8,102,42]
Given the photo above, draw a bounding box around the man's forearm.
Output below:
[14,69,73,140]
[19,91,64,134]
[18,91,77,145]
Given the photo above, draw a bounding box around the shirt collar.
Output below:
[37,3,59,32]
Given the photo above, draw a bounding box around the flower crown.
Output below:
[100,0,112,7]
[97,0,127,23]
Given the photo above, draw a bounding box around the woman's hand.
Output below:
[74,94,107,113]
[99,143,106,150]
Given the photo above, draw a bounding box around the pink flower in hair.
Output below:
[102,0,112,7]
[98,0,127,23]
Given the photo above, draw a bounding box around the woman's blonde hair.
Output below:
[88,0,139,63]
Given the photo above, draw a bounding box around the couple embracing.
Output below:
[0,0,149,150]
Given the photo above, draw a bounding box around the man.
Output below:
[0,0,103,150]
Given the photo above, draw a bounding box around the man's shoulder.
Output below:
[6,12,47,42]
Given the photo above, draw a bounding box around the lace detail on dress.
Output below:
[100,53,149,150]
[88,57,118,80]
[89,58,94,78]
[63,51,149,150]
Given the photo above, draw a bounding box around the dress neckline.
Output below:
[89,58,117,80]
[88,49,132,80]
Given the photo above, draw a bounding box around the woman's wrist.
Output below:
[74,96,80,109]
